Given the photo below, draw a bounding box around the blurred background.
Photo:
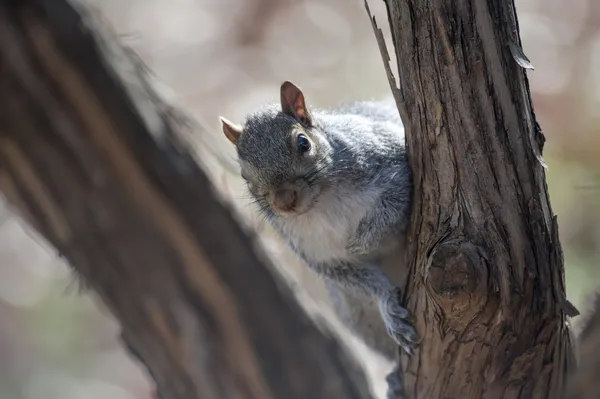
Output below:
[1,0,599,398]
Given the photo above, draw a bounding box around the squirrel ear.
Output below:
[220,116,243,146]
[280,81,312,127]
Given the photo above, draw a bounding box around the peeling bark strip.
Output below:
[374,0,576,398]
[0,1,374,398]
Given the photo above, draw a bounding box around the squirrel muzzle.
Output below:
[267,179,321,216]
[272,188,298,213]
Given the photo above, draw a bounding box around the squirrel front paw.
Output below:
[379,288,418,355]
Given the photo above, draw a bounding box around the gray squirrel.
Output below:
[220,81,417,396]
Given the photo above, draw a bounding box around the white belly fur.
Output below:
[277,186,382,264]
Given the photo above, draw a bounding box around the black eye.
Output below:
[297,134,311,154]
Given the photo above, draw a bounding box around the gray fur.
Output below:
[230,90,416,396]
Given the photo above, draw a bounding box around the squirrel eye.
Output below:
[297,134,311,154]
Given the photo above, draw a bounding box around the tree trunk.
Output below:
[0,1,373,398]
[370,0,577,398]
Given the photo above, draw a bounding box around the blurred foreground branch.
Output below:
[0,1,373,398]
[367,0,577,397]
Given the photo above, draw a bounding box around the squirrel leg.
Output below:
[379,287,416,355]
[311,261,418,354]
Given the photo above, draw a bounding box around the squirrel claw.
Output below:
[380,289,419,356]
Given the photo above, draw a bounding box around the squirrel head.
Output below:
[219,81,333,218]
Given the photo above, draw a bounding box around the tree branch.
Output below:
[372,0,577,397]
[0,1,373,398]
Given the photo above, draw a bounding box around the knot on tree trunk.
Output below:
[426,240,488,332]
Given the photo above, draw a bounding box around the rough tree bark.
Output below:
[367,0,578,398]
[0,1,374,398]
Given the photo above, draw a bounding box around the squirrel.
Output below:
[220,81,417,397]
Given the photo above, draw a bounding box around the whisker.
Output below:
[304,161,330,186]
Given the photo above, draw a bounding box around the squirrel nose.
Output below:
[273,188,298,211]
